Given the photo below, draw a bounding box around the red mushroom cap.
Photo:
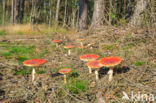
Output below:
[64,45,75,49]
[23,59,46,67]
[53,40,61,43]
[87,60,103,68]
[59,68,71,74]
[80,54,99,61]
[99,57,122,67]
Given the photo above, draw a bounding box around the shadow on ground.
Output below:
[98,66,130,79]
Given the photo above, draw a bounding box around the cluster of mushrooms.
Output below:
[23,39,122,84]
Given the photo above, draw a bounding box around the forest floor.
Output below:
[0,26,155,103]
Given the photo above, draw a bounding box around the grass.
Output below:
[0,24,76,35]
[0,30,6,36]
[134,61,144,66]
[63,79,88,94]
[14,67,46,75]
[102,44,117,51]
[0,44,48,63]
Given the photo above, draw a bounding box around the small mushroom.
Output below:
[87,60,103,81]
[23,59,46,83]
[53,40,61,47]
[80,54,100,73]
[59,68,71,84]
[76,38,85,47]
[64,45,75,55]
[99,57,122,81]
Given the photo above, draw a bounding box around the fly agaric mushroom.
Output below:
[59,68,71,84]
[99,57,122,81]
[64,45,75,55]
[87,60,103,81]
[76,38,85,47]
[53,40,61,47]
[23,59,46,82]
[80,54,99,73]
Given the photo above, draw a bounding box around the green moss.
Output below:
[134,61,144,66]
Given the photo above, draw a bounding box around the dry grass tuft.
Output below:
[0,24,76,35]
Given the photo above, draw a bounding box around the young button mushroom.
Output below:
[87,60,103,81]
[64,45,75,55]
[53,40,61,47]
[23,59,46,83]
[99,57,122,81]
[80,54,100,73]
[59,68,71,84]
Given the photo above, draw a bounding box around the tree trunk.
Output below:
[63,0,67,27]
[72,8,77,28]
[56,0,61,24]
[19,0,25,23]
[11,0,25,24]
[78,0,89,31]
[91,0,105,28]
[14,0,18,24]
[129,0,148,26]
[2,0,6,25]
[11,0,15,24]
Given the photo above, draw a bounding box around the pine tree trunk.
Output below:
[129,0,148,26]
[91,0,105,28]
[78,0,89,31]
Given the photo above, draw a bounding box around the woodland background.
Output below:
[0,0,155,30]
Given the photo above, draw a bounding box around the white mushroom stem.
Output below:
[95,70,99,80]
[64,75,67,84]
[32,68,36,82]
[56,43,58,48]
[68,49,71,55]
[88,66,92,74]
[108,68,113,81]
[80,42,83,46]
